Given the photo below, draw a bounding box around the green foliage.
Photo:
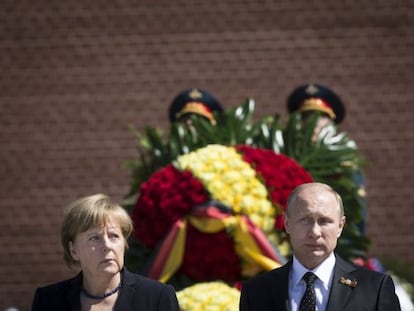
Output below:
[124,98,260,197]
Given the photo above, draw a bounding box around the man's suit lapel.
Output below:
[270,261,291,311]
[326,256,357,311]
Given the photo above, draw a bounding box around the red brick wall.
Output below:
[1,1,413,309]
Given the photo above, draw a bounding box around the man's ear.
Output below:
[69,241,80,261]
[337,216,346,237]
[284,212,290,234]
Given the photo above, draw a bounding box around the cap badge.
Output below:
[305,84,319,95]
[189,88,203,99]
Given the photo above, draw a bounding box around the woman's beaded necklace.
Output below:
[81,282,122,300]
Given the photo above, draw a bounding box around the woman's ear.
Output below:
[69,241,79,261]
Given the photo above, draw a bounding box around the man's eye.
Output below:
[319,218,331,225]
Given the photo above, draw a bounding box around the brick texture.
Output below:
[1,1,413,309]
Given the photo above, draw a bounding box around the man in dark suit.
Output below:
[239,182,400,311]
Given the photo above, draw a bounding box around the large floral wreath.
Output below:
[131,144,313,283]
[124,99,370,309]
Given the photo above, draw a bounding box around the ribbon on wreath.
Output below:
[148,205,283,282]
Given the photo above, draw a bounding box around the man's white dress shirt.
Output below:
[288,253,336,311]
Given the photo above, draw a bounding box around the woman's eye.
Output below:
[89,235,100,241]
[109,233,121,239]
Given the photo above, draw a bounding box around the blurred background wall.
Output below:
[1,1,413,309]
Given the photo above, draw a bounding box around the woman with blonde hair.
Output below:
[32,194,179,311]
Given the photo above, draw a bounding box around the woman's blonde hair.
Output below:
[61,193,133,266]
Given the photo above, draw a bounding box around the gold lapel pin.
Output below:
[339,276,358,287]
